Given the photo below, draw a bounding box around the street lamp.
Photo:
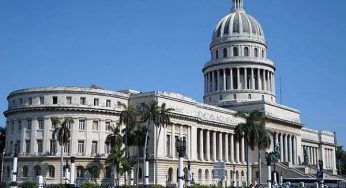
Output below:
[9,144,18,188]
[176,137,186,188]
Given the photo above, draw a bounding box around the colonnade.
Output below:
[204,68,275,94]
[324,148,335,170]
[272,132,297,164]
[197,128,246,163]
[302,145,320,166]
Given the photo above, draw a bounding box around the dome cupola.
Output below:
[203,0,276,107]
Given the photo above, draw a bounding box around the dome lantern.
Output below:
[232,0,244,11]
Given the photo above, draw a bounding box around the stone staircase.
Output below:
[275,163,314,178]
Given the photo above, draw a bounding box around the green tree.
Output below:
[85,163,101,182]
[106,125,122,148]
[106,145,127,188]
[234,110,270,186]
[257,125,271,184]
[52,117,74,184]
[336,145,346,175]
[0,127,6,182]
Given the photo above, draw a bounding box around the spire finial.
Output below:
[232,0,244,11]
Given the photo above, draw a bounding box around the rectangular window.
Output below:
[183,136,187,154]
[78,141,84,154]
[19,98,23,105]
[91,141,98,155]
[66,97,72,105]
[64,142,70,153]
[37,140,43,153]
[18,120,22,131]
[50,140,56,155]
[80,97,86,105]
[79,120,85,130]
[175,136,179,157]
[105,143,110,154]
[94,98,99,106]
[28,97,32,105]
[92,121,98,131]
[25,140,30,153]
[166,134,171,157]
[15,140,20,153]
[52,96,58,104]
[51,119,57,129]
[39,97,44,105]
[106,100,111,107]
[11,121,14,132]
[105,122,111,131]
[27,120,32,130]
[38,119,44,130]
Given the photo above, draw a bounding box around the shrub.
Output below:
[46,184,65,188]
[21,181,36,188]
[149,185,164,188]
[81,182,100,188]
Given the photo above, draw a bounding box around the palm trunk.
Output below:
[154,126,162,185]
[113,165,117,188]
[246,142,250,186]
[258,148,262,185]
[116,166,120,188]
[136,146,140,188]
[143,121,150,186]
[60,144,64,184]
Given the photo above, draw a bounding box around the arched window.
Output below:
[23,166,28,177]
[236,171,239,179]
[234,94,237,100]
[168,168,173,182]
[77,166,84,178]
[138,167,143,179]
[48,166,55,178]
[223,48,228,58]
[254,48,258,57]
[205,169,209,181]
[215,50,219,59]
[241,170,245,177]
[105,166,112,178]
[244,47,249,56]
[248,94,252,99]
[198,169,202,183]
[233,47,238,57]
[262,50,265,58]
[34,165,41,176]
[262,95,265,100]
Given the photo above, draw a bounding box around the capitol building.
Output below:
[2,0,340,186]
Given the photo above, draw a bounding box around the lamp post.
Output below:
[318,160,324,188]
[9,144,18,188]
[187,161,191,188]
[176,137,186,188]
[130,156,137,186]
[70,157,76,188]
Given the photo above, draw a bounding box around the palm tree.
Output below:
[0,127,6,182]
[234,110,270,186]
[257,125,271,185]
[85,163,101,182]
[52,117,74,184]
[106,125,122,148]
[154,103,174,184]
[106,145,127,188]
[140,101,160,184]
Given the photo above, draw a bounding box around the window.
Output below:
[77,166,84,178]
[48,166,55,178]
[220,95,223,100]
[166,135,171,157]
[233,47,238,57]
[64,142,70,153]
[19,98,23,105]
[50,140,56,155]
[25,140,30,153]
[37,140,43,153]
[234,94,237,99]
[94,98,99,106]
[27,120,32,130]
[105,142,110,154]
[262,49,265,58]
[6,166,10,177]
[92,121,98,131]
[66,97,72,105]
[168,168,173,182]
[223,48,228,58]
[175,136,179,157]
[38,119,44,130]
[80,97,86,105]
[215,50,219,59]
[79,120,86,130]
[15,140,20,153]
[254,48,258,57]
[51,119,57,129]
[11,121,14,132]
[78,141,84,154]
[183,137,187,154]
[23,166,28,177]
[248,94,252,99]
[39,97,44,105]
[18,120,22,131]
[34,165,41,176]
[91,141,98,155]
[106,100,111,107]
[244,47,249,56]
[10,141,13,154]
[105,166,112,178]
[52,96,58,104]
[105,122,111,131]
[28,97,32,105]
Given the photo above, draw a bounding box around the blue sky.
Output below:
[1,0,346,146]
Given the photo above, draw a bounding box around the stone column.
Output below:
[241,138,245,163]
[272,72,275,93]
[210,71,214,92]
[206,130,210,161]
[292,136,296,165]
[280,134,284,162]
[217,70,220,91]
[225,134,229,162]
[223,69,227,90]
[230,68,234,90]
[237,68,240,90]
[257,69,262,90]
[263,70,267,91]
[244,68,248,89]
[213,131,217,161]
[235,139,239,163]
[230,134,234,163]
[288,135,292,162]
[251,68,255,90]
[199,129,204,161]
[219,132,223,161]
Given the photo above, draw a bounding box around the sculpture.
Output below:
[303,147,309,166]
